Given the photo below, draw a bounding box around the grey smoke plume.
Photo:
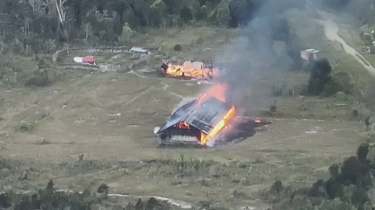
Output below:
[213,0,310,109]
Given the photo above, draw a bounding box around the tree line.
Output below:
[0,0,312,52]
[0,0,259,50]
[1,0,369,53]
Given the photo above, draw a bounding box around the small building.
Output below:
[130,47,150,59]
[300,48,319,61]
[73,56,96,65]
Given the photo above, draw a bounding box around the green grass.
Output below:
[286,9,374,100]
[129,26,237,61]
[337,26,375,67]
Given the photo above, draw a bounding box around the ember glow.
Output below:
[174,121,190,129]
[163,62,219,79]
[196,83,236,145]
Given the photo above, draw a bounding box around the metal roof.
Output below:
[129,47,148,53]
[157,97,232,134]
[303,48,319,53]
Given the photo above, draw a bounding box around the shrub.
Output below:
[24,70,50,87]
[324,72,353,95]
[360,131,375,143]
[352,109,359,117]
[174,44,182,51]
[16,121,35,132]
[118,23,135,44]
[307,58,332,95]
[357,143,369,163]
[270,105,277,113]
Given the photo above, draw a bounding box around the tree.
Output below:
[180,6,193,22]
[149,0,167,27]
[122,7,139,29]
[307,58,332,95]
[215,1,230,26]
[119,22,135,43]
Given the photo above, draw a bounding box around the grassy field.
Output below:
[0,8,373,209]
[332,11,375,69]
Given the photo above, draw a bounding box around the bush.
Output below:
[24,70,50,87]
[16,121,35,132]
[118,23,136,44]
[352,109,359,117]
[160,42,175,56]
[324,72,353,95]
[270,105,277,113]
[359,131,375,143]
[265,143,375,210]
[307,58,332,95]
[174,44,182,51]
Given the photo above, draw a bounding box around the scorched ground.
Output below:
[153,83,271,147]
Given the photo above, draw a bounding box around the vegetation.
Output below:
[0,180,178,210]
[307,59,332,95]
[0,0,257,49]
[0,0,313,50]
[261,143,375,210]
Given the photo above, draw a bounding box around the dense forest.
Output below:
[0,0,372,53]
[0,0,306,52]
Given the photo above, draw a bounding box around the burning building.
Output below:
[153,83,271,147]
[159,60,220,80]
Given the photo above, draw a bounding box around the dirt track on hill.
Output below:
[317,10,375,75]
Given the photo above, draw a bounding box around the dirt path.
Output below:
[316,10,375,75]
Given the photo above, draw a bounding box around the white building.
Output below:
[300,48,319,61]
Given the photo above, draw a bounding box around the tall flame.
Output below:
[200,106,236,145]
[197,83,228,103]
[197,83,236,145]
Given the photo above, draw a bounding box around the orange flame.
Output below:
[164,62,219,79]
[200,106,236,145]
[175,121,190,129]
[197,83,228,104]
[196,83,236,145]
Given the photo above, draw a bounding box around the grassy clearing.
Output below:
[130,26,236,48]
[0,155,333,205]
[130,26,237,61]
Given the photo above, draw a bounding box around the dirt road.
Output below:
[317,10,375,75]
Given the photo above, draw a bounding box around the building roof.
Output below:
[302,48,319,53]
[129,47,148,53]
[157,97,232,134]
